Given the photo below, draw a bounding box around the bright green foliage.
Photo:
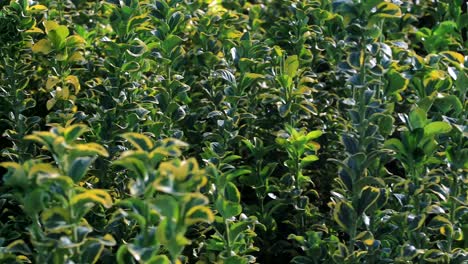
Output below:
[0,0,467,263]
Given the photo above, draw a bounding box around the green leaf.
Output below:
[162,34,183,53]
[147,255,171,264]
[23,189,46,216]
[229,221,252,245]
[301,155,319,166]
[384,138,405,154]
[154,195,179,220]
[216,199,242,219]
[226,168,252,181]
[357,186,380,214]
[377,114,394,136]
[409,108,427,130]
[81,241,104,264]
[306,130,322,140]
[116,245,131,264]
[68,157,94,182]
[285,55,299,78]
[434,95,463,114]
[423,249,448,263]
[122,61,140,72]
[225,256,249,264]
[424,122,452,136]
[333,201,356,235]
[47,25,70,49]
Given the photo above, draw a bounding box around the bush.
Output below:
[0,0,466,263]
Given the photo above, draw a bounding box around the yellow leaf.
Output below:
[439,226,446,235]
[44,21,60,33]
[56,87,63,98]
[46,76,60,90]
[66,35,85,47]
[32,39,52,54]
[46,98,56,110]
[69,52,85,62]
[65,75,81,94]
[245,73,265,79]
[226,30,243,39]
[363,239,375,246]
[62,86,70,99]
[0,162,21,170]
[55,52,68,61]
[28,4,48,13]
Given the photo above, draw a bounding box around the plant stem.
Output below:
[225,218,232,256]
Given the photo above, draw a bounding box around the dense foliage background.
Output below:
[0,0,467,263]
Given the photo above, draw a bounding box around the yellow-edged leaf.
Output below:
[70,189,112,208]
[122,133,154,151]
[64,124,88,142]
[73,143,109,157]
[374,2,402,18]
[26,27,44,34]
[65,75,80,94]
[424,70,446,86]
[185,205,214,225]
[46,76,60,90]
[441,51,465,64]
[28,163,58,178]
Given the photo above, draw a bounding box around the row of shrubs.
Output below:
[0,0,467,263]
